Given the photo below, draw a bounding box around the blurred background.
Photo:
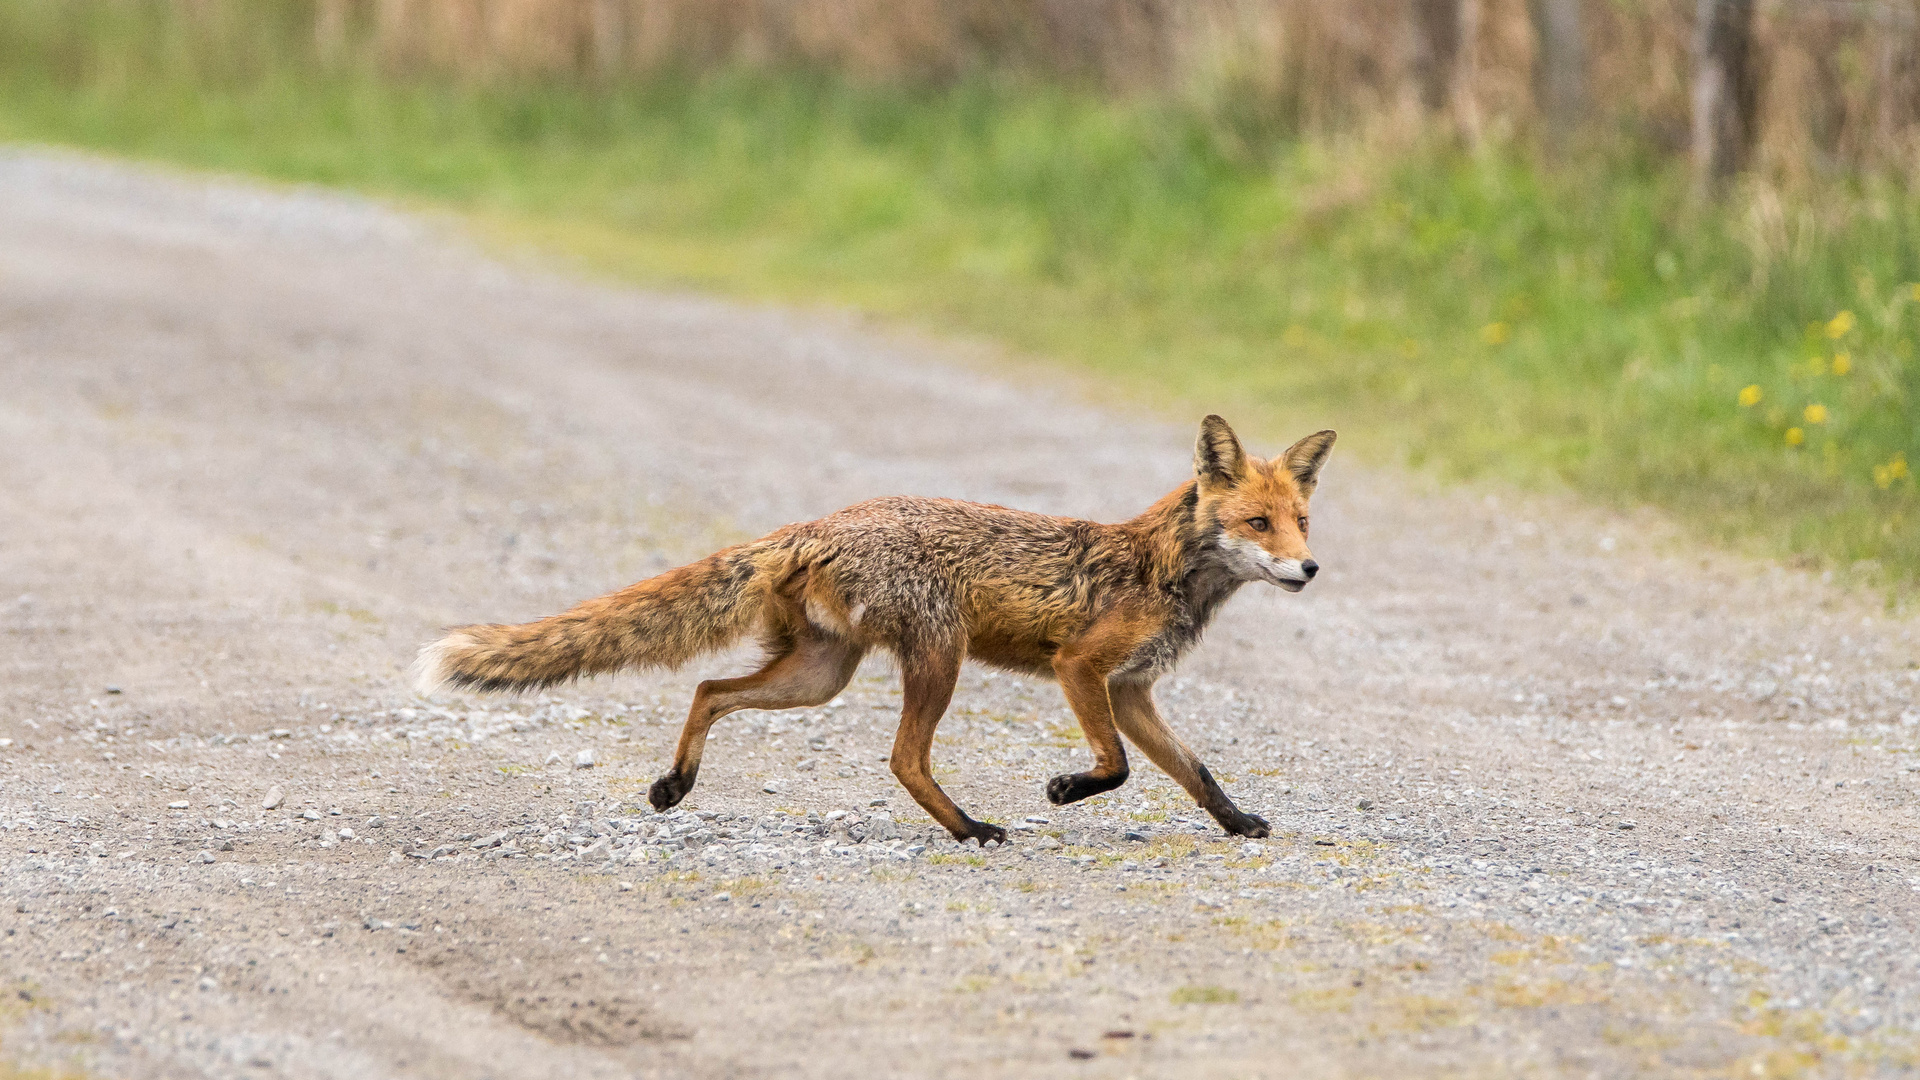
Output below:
[1,0,1915,592]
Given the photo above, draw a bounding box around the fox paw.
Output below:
[952,820,1008,847]
[1045,770,1129,806]
[1217,811,1270,838]
[648,771,692,812]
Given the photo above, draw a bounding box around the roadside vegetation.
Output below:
[1,3,1914,589]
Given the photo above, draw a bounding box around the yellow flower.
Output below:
[1826,310,1855,338]
[1785,427,1805,447]
[1480,322,1510,346]
[1738,384,1763,407]
[1832,352,1852,376]
[1803,403,1829,425]
[1874,454,1907,489]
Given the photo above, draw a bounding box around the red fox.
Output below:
[414,416,1334,844]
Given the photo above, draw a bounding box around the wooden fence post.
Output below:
[1412,0,1462,112]
[315,0,349,62]
[1529,0,1586,140]
[1690,0,1754,192]
[591,0,626,76]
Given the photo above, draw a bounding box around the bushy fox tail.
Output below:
[412,543,776,695]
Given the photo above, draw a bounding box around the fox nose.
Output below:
[1301,560,1319,579]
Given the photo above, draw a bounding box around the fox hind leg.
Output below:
[890,648,1005,845]
[649,632,863,812]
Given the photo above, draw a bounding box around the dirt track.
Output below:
[3,149,1919,1079]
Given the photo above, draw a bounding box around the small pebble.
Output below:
[197,851,215,864]
[574,749,596,769]
[261,786,284,811]
[105,685,122,695]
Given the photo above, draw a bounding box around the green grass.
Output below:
[1171,984,1242,1005]
[1,5,1915,587]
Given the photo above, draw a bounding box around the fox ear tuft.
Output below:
[1194,415,1248,488]
[1280,429,1337,497]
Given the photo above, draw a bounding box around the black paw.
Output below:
[648,771,692,812]
[1045,770,1129,806]
[1217,811,1270,838]
[952,820,1008,846]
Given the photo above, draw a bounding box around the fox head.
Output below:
[1193,415,1336,593]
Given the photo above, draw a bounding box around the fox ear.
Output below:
[1194,414,1249,488]
[1280,430,1337,497]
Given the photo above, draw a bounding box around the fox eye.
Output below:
[1246,517,1269,532]
[1297,516,1309,535]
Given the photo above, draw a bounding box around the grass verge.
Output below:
[0,5,1914,588]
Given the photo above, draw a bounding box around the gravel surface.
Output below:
[3,149,1919,1079]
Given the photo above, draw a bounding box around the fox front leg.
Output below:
[1045,611,1164,807]
[1108,679,1269,838]
[1046,649,1132,806]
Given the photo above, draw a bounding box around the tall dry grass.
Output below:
[273,0,1920,175]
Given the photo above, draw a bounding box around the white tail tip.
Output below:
[409,633,467,697]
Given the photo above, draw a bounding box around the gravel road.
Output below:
[3,149,1919,1079]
